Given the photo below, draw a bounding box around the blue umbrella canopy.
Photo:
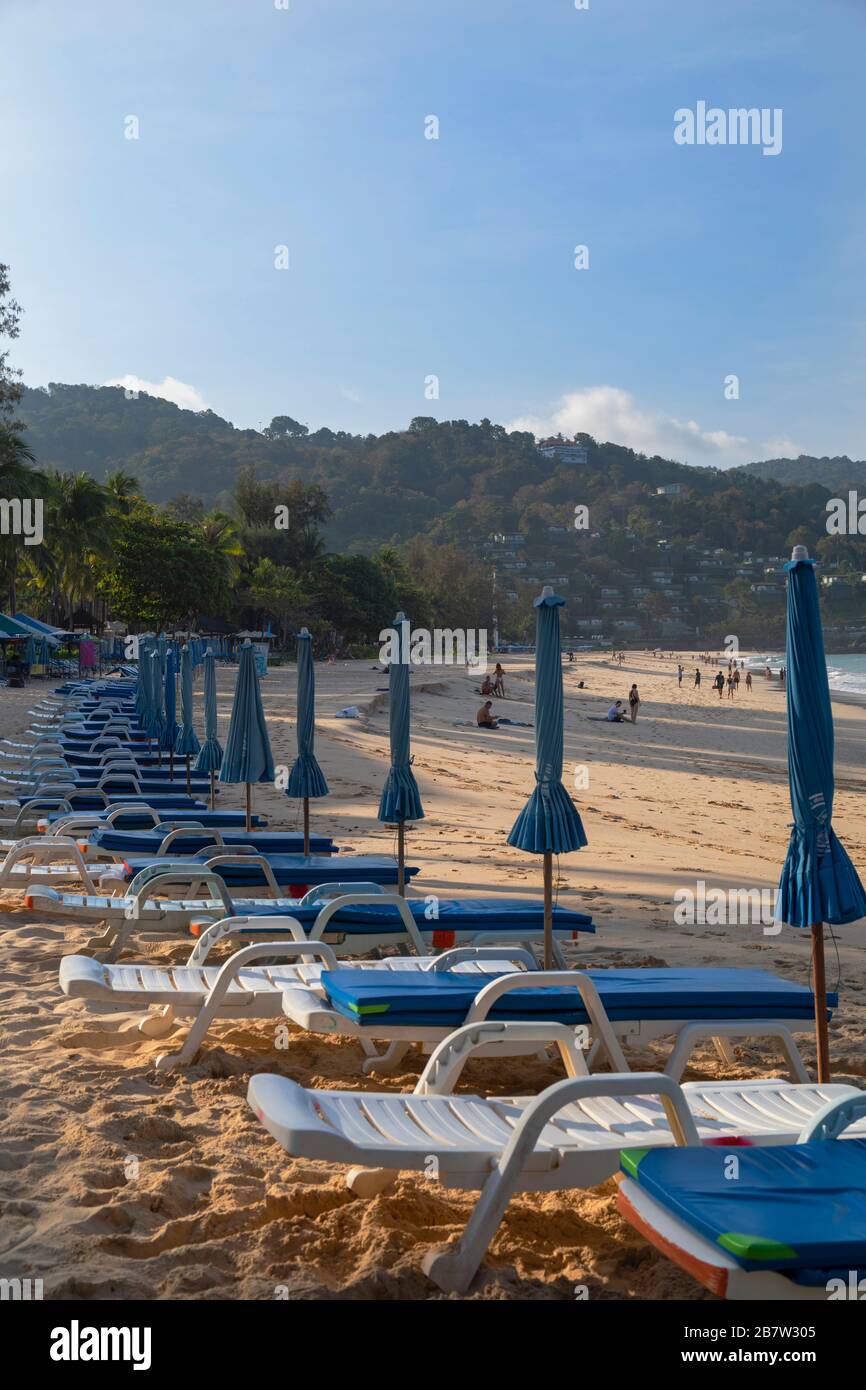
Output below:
[377,614,424,825]
[508,588,587,855]
[160,647,181,751]
[174,644,201,757]
[220,639,275,785]
[149,649,166,742]
[286,628,329,799]
[194,647,223,774]
[776,550,866,929]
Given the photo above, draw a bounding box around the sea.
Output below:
[745,652,866,702]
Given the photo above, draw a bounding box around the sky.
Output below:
[2,0,865,468]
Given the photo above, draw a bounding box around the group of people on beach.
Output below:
[686,658,753,699]
[476,663,507,727]
[607,683,641,722]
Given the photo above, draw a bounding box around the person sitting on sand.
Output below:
[606,700,626,722]
[476,700,499,729]
[493,662,505,697]
[480,674,494,696]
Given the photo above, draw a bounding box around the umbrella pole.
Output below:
[397,822,405,896]
[303,797,310,856]
[812,922,830,1082]
[543,850,553,970]
[245,782,252,833]
[209,770,215,811]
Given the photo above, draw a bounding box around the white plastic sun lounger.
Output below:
[58,919,812,1083]
[0,837,102,892]
[247,1032,865,1293]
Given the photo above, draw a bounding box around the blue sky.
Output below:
[2,0,864,467]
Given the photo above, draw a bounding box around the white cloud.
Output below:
[761,436,803,459]
[507,385,751,464]
[103,374,209,412]
[339,385,362,404]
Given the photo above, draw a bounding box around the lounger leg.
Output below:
[713,1036,737,1067]
[154,994,225,1070]
[422,1159,523,1293]
[84,921,120,956]
[361,1042,411,1076]
[138,1005,176,1039]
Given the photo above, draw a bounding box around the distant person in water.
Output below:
[745,670,752,691]
[694,668,701,688]
[493,662,506,697]
[628,684,641,722]
[476,701,498,729]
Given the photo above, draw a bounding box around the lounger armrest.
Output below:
[186,915,320,965]
[307,890,427,953]
[465,970,630,1074]
[299,882,385,905]
[797,1089,866,1143]
[417,1020,591,1094]
[124,868,234,920]
[200,853,281,897]
[490,1074,702,1188]
[104,804,158,826]
[159,827,224,853]
[426,947,537,973]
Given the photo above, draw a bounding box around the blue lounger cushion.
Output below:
[15,793,205,810]
[620,1141,866,1273]
[87,828,337,856]
[120,854,417,888]
[42,809,268,830]
[304,898,594,935]
[318,966,831,1026]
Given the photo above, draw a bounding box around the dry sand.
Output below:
[1,650,865,1300]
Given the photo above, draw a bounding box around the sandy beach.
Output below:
[2,651,866,1300]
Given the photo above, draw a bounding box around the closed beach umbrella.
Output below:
[220,638,275,830]
[286,627,329,853]
[508,586,587,967]
[195,647,223,809]
[135,639,149,720]
[150,649,167,762]
[775,545,866,1080]
[377,613,424,894]
[174,643,201,792]
[161,647,181,777]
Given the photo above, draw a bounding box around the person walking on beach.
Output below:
[726,672,735,700]
[493,662,506,697]
[745,670,752,692]
[733,667,740,691]
[715,671,725,699]
[628,683,641,722]
[694,667,701,688]
[677,663,684,687]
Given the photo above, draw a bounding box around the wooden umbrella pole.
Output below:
[245,782,252,833]
[210,771,215,811]
[397,821,405,897]
[543,850,553,970]
[812,921,831,1082]
[303,797,310,857]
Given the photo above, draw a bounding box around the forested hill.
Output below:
[15,383,846,559]
[739,454,866,489]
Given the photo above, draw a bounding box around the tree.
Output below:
[0,427,42,611]
[98,505,232,629]
[264,415,308,439]
[0,264,23,424]
[240,557,309,644]
[46,472,114,625]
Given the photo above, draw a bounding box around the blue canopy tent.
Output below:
[508,587,587,967]
[174,644,201,793]
[775,545,866,1080]
[195,647,223,810]
[220,639,275,830]
[377,613,424,894]
[286,627,329,854]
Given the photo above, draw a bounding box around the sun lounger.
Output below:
[617,1094,866,1300]
[108,852,415,893]
[42,884,592,960]
[0,836,102,892]
[246,1032,866,1292]
[79,826,338,857]
[36,807,268,833]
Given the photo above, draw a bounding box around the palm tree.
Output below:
[48,472,113,626]
[295,525,326,580]
[104,470,141,516]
